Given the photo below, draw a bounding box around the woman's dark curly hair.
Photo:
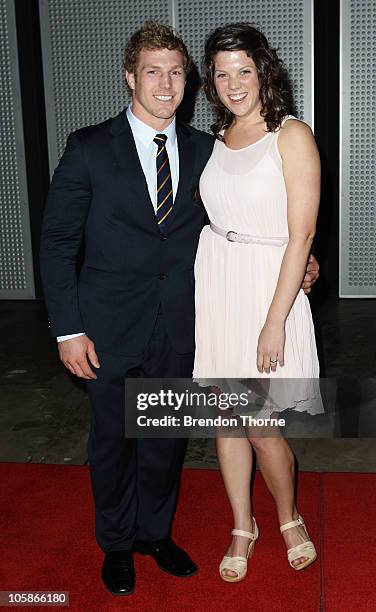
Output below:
[203,23,292,137]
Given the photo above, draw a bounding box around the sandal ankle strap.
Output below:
[232,528,256,539]
[232,517,259,541]
[280,515,304,534]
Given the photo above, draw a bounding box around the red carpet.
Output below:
[0,464,374,611]
[322,474,376,612]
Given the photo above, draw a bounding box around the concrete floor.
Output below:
[0,297,375,471]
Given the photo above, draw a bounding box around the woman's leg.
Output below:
[216,435,256,578]
[249,434,310,567]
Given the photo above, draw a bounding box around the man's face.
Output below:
[126,48,186,128]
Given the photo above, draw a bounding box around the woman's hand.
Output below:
[256,321,286,373]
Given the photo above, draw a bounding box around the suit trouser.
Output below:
[85,310,194,552]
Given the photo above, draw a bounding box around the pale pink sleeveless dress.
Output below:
[193,117,322,414]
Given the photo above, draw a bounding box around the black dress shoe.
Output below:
[133,538,198,577]
[101,550,135,595]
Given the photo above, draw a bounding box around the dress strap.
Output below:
[273,115,300,161]
[280,114,299,128]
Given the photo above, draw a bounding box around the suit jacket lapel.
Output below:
[165,122,196,231]
[109,112,196,233]
[109,110,158,228]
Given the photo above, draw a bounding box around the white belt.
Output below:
[210,223,289,246]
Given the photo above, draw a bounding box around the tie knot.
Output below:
[154,133,167,147]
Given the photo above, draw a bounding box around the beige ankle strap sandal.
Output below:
[280,515,317,570]
[219,518,259,582]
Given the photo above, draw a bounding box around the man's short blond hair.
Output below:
[124,21,192,85]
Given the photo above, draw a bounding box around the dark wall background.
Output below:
[313,0,340,298]
[15,0,340,299]
[14,0,49,298]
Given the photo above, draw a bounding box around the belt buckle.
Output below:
[226,230,238,242]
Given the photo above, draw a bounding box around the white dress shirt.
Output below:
[57,106,179,342]
[126,105,179,210]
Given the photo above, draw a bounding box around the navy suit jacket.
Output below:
[40,109,215,356]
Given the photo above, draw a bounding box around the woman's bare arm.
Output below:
[256,119,321,373]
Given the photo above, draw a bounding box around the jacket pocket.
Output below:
[79,266,130,289]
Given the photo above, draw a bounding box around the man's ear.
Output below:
[125,70,135,91]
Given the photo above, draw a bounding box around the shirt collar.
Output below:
[126,105,177,147]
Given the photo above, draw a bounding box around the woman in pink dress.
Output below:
[193,23,322,581]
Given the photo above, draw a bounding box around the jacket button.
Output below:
[159,273,166,280]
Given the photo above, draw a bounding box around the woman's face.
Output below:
[213,50,261,120]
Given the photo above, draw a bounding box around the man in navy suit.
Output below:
[40,22,319,596]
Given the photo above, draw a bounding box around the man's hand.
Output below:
[302,254,319,294]
[58,334,100,379]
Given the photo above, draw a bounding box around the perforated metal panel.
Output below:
[39,0,172,173]
[0,0,35,298]
[40,0,314,171]
[339,0,376,297]
[174,0,314,132]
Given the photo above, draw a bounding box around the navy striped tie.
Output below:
[154,134,173,232]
